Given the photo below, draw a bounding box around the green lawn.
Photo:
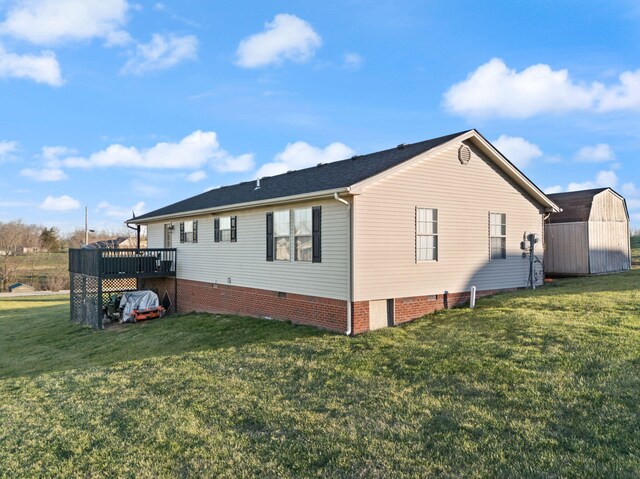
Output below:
[632,235,640,267]
[1,272,640,478]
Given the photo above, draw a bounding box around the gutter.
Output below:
[334,192,352,336]
[127,187,351,224]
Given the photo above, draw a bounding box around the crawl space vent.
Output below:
[458,145,471,165]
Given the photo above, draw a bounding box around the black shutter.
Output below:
[193,221,198,243]
[179,222,185,243]
[231,216,237,243]
[266,212,274,261]
[214,218,220,243]
[312,206,321,263]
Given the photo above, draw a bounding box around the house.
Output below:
[127,130,560,334]
[544,188,631,275]
[8,283,35,293]
[16,246,40,254]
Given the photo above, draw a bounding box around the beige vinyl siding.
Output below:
[544,223,589,275]
[146,198,349,300]
[352,141,545,301]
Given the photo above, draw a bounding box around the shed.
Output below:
[8,283,35,293]
[545,188,631,275]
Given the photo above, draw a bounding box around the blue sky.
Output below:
[0,0,639,232]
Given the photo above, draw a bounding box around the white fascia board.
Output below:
[127,187,352,224]
[349,129,561,213]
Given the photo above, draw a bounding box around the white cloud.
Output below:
[97,200,145,218]
[236,14,321,68]
[121,33,198,75]
[40,195,80,211]
[185,170,207,182]
[0,45,63,86]
[567,170,618,192]
[58,130,254,173]
[41,146,76,165]
[257,141,354,178]
[492,135,542,168]
[444,58,640,119]
[598,69,640,112]
[0,0,131,46]
[573,143,615,163]
[0,140,18,162]
[20,168,68,181]
[544,185,563,194]
[343,52,363,69]
[216,153,255,173]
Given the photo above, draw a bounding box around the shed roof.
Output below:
[130,129,559,223]
[547,188,609,223]
[8,283,34,291]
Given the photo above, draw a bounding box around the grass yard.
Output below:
[1,272,640,478]
[632,235,640,267]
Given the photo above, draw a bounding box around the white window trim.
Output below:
[219,216,232,242]
[489,211,507,261]
[416,207,438,263]
[293,207,313,263]
[184,220,194,243]
[272,207,314,263]
[273,210,291,262]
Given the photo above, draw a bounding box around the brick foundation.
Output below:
[140,277,178,313]
[353,288,521,330]
[150,278,349,333]
[140,277,519,334]
[351,301,370,335]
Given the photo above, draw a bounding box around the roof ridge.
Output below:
[131,130,472,222]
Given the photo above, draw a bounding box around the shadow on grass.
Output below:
[0,300,329,379]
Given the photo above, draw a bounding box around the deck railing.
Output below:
[69,248,177,278]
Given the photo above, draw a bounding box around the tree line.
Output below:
[0,220,136,292]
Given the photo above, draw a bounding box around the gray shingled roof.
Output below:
[132,130,470,222]
[547,188,608,223]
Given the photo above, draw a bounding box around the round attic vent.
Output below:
[458,145,471,165]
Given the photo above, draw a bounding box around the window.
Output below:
[294,208,312,262]
[219,217,231,241]
[266,207,321,263]
[214,216,237,243]
[184,221,193,242]
[273,210,291,261]
[416,208,438,261]
[490,213,506,260]
[180,220,198,243]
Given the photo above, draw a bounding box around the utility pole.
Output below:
[84,206,88,246]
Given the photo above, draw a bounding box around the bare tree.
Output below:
[0,221,30,290]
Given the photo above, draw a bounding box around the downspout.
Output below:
[334,192,352,336]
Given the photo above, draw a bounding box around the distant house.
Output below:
[9,283,35,293]
[15,246,40,254]
[127,130,560,334]
[545,188,631,275]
